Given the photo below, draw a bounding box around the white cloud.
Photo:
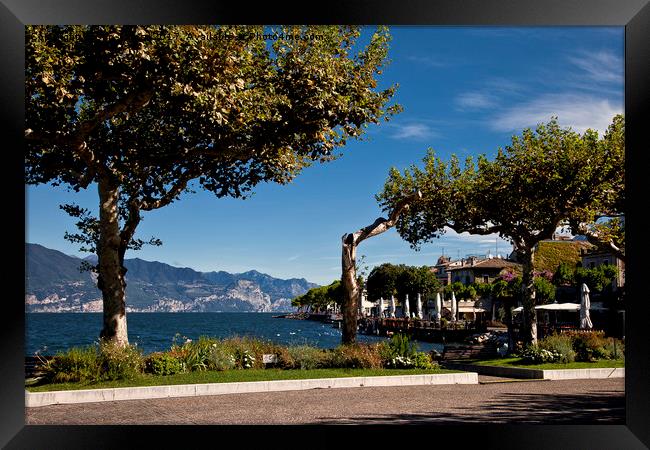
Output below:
[491,93,622,135]
[456,92,495,110]
[406,55,449,68]
[287,254,300,262]
[391,123,437,140]
[568,50,623,84]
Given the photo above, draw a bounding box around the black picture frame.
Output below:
[3,1,649,447]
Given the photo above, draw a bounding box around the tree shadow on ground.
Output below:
[317,390,625,424]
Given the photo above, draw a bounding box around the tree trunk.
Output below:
[339,191,421,345]
[520,247,538,345]
[97,176,129,346]
[341,234,360,344]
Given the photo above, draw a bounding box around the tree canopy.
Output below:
[291,280,344,312]
[366,263,440,307]
[376,115,624,343]
[26,25,401,344]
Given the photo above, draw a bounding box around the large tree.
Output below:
[377,116,624,344]
[26,25,400,345]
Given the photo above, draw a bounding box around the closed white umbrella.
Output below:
[451,292,457,321]
[378,297,384,318]
[435,293,442,321]
[389,295,396,318]
[416,293,422,319]
[404,294,410,318]
[580,283,593,329]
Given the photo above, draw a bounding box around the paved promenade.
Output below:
[25,378,624,425]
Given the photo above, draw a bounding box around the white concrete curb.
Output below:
[26,372,478,407]
[542,367,624,380]
[442,362,624,381]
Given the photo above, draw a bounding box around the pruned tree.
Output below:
[340,192,420,344]
[26,25,400,345]
[377,116,624,344]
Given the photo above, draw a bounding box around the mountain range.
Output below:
[25,243,318,313]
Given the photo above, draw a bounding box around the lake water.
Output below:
[25,313,444,356]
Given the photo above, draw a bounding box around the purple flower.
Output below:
[499,271,516,282]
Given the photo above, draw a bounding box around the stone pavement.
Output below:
[25,378,624,425]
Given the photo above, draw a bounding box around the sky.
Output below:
[26,26,624,285]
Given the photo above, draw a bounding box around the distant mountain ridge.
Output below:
[25,243,318,313]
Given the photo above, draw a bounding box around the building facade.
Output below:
[581,249,625,291]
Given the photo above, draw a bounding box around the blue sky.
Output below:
[26,26,624,285]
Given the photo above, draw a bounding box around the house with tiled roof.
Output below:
[430,255,464,286]
[447,256,522,285]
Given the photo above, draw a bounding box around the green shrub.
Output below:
[206,344,237,371]
[99,341,144,381]
[565,330,611,362]
[603,338,625,360]
[386,351,437,369]
[220,336,271,369]
[385,333,417,359]
[172,336,228,372]
[412,352,437,369]
[520,345,562,364]
[287,345,325,370]
[145,352,184,376]
[235,349,256,369]
[538,333,575,363]
[43,346,101,383]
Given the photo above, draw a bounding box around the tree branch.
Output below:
[140,171,195,211]
[352,191,422,246]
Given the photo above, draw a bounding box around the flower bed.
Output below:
[28,333,438,389]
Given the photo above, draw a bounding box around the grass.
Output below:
[26,367,458,392]
[465,357,625,370]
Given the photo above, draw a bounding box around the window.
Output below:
[483,275,489,283]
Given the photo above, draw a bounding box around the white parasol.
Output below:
[451,291,457,321]
[580,283,593,329]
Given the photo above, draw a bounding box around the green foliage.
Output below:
[98,341,144,380]
[553,262,575,286]
[235,349,256,369]
[26,25,400,249]
[286,345,325,370]
[534,241,593,273]
[385,333,417,359]
[520,346,563,364]
[575,265,618,292]
[206,345,237,371]
[43,346,101,383]
[145,352,183,376]
[533,276,556,304]
[367,264,440,306]
[564,330,617,362]
[292,280,343,311]
[367,263,400,300]
[376,116,625,344]
[537,334,575,363]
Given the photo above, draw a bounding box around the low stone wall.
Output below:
[26,372,478,407]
